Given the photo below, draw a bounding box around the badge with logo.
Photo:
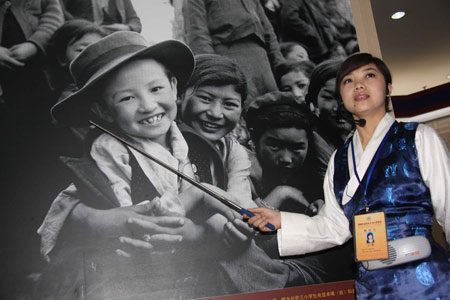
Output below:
[354,211,388,261]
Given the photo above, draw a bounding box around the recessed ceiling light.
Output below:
[391,11,406,19]
[447,75,450,79]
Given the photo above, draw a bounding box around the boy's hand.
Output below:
[0,46,24,68]
[127,215,205,244]
[223,218,255,248]
[9,42,38,62]
[72,201,155,238]
[152,189,185,217]
[120,216,206,256]
[245,207,281,232]
[180,184,235,221]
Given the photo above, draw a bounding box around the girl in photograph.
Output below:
[179,53,254,208]
[45,19,106,104]
[246,53,450,299]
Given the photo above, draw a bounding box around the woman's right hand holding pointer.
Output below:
[245,207,281,232]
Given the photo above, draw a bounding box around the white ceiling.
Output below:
[370,0,450,96]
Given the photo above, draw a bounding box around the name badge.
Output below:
[353,211,388,261]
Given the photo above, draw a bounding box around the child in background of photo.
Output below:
[280,42,311,64]
[277,60,315,104]
[246,91,329,214]
[45,19,107,104]
[179,54,255,210]
[306,59,354,151]
[44,19,107,155]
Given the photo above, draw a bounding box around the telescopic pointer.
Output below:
[89,121,275,231]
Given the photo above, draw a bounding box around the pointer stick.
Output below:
[89,121,275,231]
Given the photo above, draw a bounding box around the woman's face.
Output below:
[339,63,390,120]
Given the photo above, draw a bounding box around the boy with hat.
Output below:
[36,31,241,299]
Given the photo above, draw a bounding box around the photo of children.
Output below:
[1,1,360,299]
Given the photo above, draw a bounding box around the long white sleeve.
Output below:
[416,124,450,243]
[277,152,352,256]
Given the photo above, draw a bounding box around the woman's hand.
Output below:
[245,207,281,232]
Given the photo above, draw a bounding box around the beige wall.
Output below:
[426,115,450,150]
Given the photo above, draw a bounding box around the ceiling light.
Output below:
[447,75,450,79]
[391,11,406,20]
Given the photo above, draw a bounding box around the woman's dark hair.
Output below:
[245,91,315,144]
[335,53,392,110]
[305,59,342,106]
[46,19,106,63]
[181,54,248,103]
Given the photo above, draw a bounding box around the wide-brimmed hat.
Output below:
[51,31,195,127]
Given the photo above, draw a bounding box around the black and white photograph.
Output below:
[8,0,448,299]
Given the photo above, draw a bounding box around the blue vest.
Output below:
[334,122,434,240]
[332,121,449,299]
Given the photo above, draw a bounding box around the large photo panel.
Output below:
[1,0,359,299]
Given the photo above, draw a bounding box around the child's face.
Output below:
[102,58,178,146]
[181,84,242,142]
[256,127,308,182]
[65,32,104,63]
[285,45,309,64]
[318,79,352,133]
[280,70,310,103]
